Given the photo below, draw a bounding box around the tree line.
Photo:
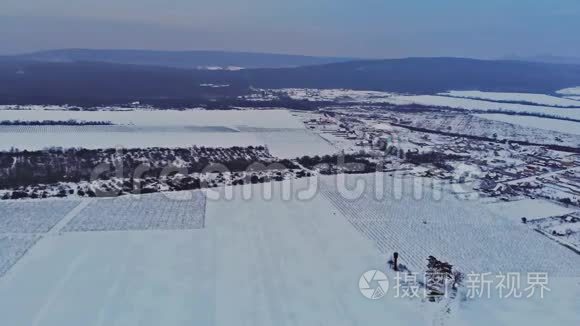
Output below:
[0,119,113,126]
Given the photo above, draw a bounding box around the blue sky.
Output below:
[1,0,579,58]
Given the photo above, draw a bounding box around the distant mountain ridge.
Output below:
[1,56,580,105]
[502,55,580,66]
[237,57,580,94]
[5,49,354,69]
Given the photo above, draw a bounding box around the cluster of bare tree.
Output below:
[0,119,113,126]
[0,146,294,188]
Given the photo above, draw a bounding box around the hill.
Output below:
[502,55,580,66]
[1,57,580,105]
[238,57,580,94]
[5,49,353,69]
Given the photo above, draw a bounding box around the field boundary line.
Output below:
[202,192,207,228]
[534,229,580,255]
[0,235,42,279]
[46,200,91,235]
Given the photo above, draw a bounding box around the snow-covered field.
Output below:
[0,230,216,326]
[62,192,206,232]
[477,114,580,135]
[246,88,580,121]
[557,86,580,96]
[0,109,337,158]
[0,235,39,277]
[0,181,414,326]
[0,129,335,158]
[256,130,337,158]
[0,109,304,129]
[440,90,580,108]
[396,111,580,145]
[484,199,576,222]
[0,104,578,324]
[0,177,578,325]
[319,174,579,276]
[0,200,81,233]
[386,95,580,120]
[0,130,264,151]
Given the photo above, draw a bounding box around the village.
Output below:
[296,108,580,249]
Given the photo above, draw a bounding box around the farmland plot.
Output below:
[0,180,422,326]
[386,95,580,120]
[0,125,131,133]
[0,130,264,151]
[255,130,337,158]
[0,178,578,325]
[0,109,305,129]
[485,199,576,222]
[0,128,337,159]
[400,112,580,145]
[0,235,39,277]
[0,125,242,134]
[440,90,580,108]
[62,191,206,232]
[476,114,580,135]
[0,200,81,233]
[319,174,580,276]
[0,230,216,326]
[557,86,580,96]
[0,109,339,158]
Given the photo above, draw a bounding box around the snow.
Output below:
[389,111,580,147]
[0,178,578,324]
[0,109,338,158]
[549,222,580,235]
[556,86,580,96]
[372,123,396,131]
[319,174,580,276]
[0,130,264,151]
[485,199,576,222]
[0,109,303,129]
[451,279,580,326]
[246,89,580,121]
[0,200,81,233]
[450,162,483,179]
[0,235,39,277]
[441,90,580,108]
[204,181,422,326]
[0,129,336,158]
[386,95,580,121]
[0,230,216,326]
[62,192,206,232]
[199,83,230,88]
[477,114,580,135]
[197,66,244,71]
[0,181,421,326]
[256,130,337,158]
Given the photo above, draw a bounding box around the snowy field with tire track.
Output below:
[0,177,578,325]
[319,174,580,276]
